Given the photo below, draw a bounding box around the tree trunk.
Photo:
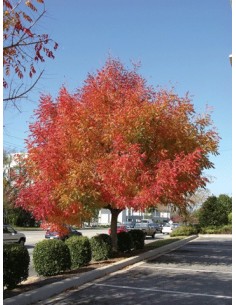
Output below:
[107,206,122,252]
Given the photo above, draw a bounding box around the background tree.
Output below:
[16,58,219,250]
[3,151,16,224]
[3,0,58,106]
[198,194,232,227]
[171,188,211,224]
[3,151,37,226]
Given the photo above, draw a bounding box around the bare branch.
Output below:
[3,0,57,105]
[4,70,44,103]
[4,38,53,51]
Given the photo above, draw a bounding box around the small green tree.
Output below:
[3,151,37,226]
[198,195,232,227]
[218,194,232,214]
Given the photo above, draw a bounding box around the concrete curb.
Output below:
[198,234,232,238]
[4,235,197,305]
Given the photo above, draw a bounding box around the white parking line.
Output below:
[138,265,232,274]
[95,283,232,300]
[160,252,232,260]
[184,246,232,251]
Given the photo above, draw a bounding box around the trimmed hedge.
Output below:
[199,225,232,234]
[90,234,112,261]
[170,225,199,237]
[170,224,232,236]
[117,231,133,252]
[33,239,71,276]
[4,244,30,289]
[128,229,145,250]
[65,236,91,268]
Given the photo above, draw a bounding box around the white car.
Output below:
[162,223,179,234]
[3,224,26,246]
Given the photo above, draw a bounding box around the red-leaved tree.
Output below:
[16,59,219,250]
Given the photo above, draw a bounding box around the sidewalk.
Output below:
[3,235,197,305]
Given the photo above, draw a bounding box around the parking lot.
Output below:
[37,235,232,305]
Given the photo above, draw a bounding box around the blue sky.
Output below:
[3,0,232,196]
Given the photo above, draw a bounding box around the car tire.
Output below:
[152,233,155,239]
[19,239,25,246]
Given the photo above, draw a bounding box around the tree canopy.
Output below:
[16,58,219,248]
[198,194,232,227]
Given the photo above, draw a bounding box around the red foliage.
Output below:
[16,59,219,232]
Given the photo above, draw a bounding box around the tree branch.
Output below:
[4,38,53,51]
[3,70,44,103]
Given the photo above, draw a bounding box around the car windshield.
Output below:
[70,228,77,232]
[3,225,15,234]
[136,223,148,228]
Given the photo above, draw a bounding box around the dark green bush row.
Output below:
[4,228,158,288]
[32,234,112,276]
[32,230,145,277]
[3,244,30,289]
[117,230,145,253]
[90,230,145,259]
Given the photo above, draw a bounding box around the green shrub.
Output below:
[200,225,232,234]
[228,213,232,224]
[33,239,71,276]
[65,236,91,268]
[3,244,30,289]
[170,225,199,237]
[117,231,133,252]
[90,234,112,261]
[128,229,145,250]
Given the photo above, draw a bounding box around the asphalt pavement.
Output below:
[4,235,232,305]
[35,235,232,305]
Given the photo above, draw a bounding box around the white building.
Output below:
[98,207,170,225]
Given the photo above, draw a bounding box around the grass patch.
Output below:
[145,237,183,250]
[14,227,43,231]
